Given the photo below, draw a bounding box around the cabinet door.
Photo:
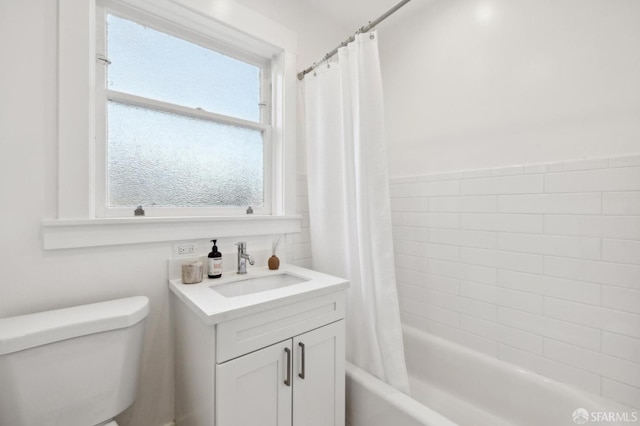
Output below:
[216,339,293,426]
[293,320,345,426]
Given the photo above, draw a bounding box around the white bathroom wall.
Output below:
[0,0,340,425]
[234,0,349,69]
[294,175,313,268]
[391,155,640,408]
[377,0,640,409]
[379,0,640,176]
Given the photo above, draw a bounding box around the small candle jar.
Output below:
[182,260,203,284]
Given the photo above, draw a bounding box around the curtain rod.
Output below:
[297,0,413,81]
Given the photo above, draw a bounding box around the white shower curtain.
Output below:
[303,31,411,394]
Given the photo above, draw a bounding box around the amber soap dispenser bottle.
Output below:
[208,239,222,279]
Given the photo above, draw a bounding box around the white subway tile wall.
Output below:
[391,155,640,409]
[293,175,312,268]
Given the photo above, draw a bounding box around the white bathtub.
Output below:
[346,325,635,426]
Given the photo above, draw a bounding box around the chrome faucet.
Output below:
[236,242,255,274]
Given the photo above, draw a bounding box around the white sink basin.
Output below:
[211,273,308,298]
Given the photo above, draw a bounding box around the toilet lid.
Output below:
[0,296,149,355]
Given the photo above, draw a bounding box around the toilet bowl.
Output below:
[0,296,149,426]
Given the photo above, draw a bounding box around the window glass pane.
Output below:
[107,101,264,208]
[107,14,261,122]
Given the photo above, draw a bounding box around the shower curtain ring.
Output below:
[370,33,375,40]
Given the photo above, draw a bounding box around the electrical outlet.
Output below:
[174,242,198,257]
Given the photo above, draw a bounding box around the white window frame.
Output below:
[96,2,274,217]
[45,0,300,249]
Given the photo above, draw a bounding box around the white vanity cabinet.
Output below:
[216,320,345,426]
[170,265,348,426]
[216,339,293,426]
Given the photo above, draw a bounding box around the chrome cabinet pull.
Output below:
[284,347,291,386]
[298,342,306,379]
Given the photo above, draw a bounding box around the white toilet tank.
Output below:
[0,296,149,426]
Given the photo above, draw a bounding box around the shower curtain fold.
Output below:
[303,31,411,395]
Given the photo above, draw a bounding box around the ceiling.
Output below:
[298,0,412,31]
[234,0,429,34]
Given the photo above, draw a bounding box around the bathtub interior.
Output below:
[345,361,457,426]
[402,325,635,426]
[346,326,636,426]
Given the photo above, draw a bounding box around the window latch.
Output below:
[97,54,112,65]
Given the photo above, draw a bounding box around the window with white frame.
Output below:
[46,0,298,249]
[95,5,273,217]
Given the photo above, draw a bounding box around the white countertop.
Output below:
[169,264,349,325]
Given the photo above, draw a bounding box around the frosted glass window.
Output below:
[107,14,261,122]
[107,101,264,207]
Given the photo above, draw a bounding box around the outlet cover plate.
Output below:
[174,242,198,257]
